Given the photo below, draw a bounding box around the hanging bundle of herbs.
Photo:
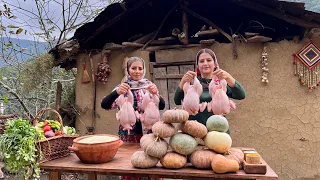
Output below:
[0,118,43,179]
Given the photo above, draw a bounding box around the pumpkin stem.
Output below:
[224,150,231,155]
[155,136,159,142]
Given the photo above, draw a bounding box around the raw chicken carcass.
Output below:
[182,77,207,115]
[207,79,236,115]
[116,90,140,135]
[140,90,160,130]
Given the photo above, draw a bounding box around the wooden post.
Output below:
[182,0,189,45]
[55,81,62,120]
[49,171,61,180]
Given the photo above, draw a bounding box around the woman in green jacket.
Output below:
[174,48,246,132]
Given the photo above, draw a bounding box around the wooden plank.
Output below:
[158,37,176,41]
[245,32,260,38]
[155,47,201,64]
[122,42,144,47]
[153,68,169,112]
[40,144,279,180]
[149,39,177,45]
[200,39,215,44]
[153,61,195,68]
[195,29,219,37]
[247,36,272,43]
[167,66,180,110]
[154,74,184,79]
[49,171,61,180]
[88,173,97,180]
[145,44,201,51]
[103,43,124,50]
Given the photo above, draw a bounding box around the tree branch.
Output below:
[0,80,34,120]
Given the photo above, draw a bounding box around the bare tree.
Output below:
[0,0,109,118]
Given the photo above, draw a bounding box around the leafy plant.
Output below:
[0,118,43,179]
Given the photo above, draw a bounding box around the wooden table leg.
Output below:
[49,171,61,180]
[88,173,97,180]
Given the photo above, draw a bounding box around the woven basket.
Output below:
[33,108,79,163]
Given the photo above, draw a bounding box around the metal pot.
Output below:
[68,134,123,164]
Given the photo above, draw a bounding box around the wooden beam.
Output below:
[247,35,272,43]
[232,0,320,29]
[199,39,215,44]
[103,43,124,50]
[182,0,189,45]
[134,31,156,44]
[142,1,181,49]
[196,29,219,37]
[122,42,144,47]
[145,44,201,51]
[83,0,150,44]
[183,7,232,42]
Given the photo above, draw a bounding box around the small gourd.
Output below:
[169,133,197,155]
[160,152,187,169]
[140,133,168,158]
[152,121,176,138]
[204,131,232,153]
[162,108,189,123]
[211,154,239,173]
[180,120,207,138]
[206,115,229,132]
[131,151,159,168]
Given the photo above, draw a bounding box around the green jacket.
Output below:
[174,78,246,126]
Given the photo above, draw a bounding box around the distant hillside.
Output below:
[0,38,49,67]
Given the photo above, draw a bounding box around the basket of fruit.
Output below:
[33,108,79,163]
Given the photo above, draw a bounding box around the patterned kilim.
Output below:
[293,41,320,90]
[295,41,320,70]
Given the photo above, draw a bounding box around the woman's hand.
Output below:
[116,83,131,95]
[179,71,197,89]
[146,84,159,96]
[212,68,236,87]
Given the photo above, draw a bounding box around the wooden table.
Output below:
[40,143,278,180]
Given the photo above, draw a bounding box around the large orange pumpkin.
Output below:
[180,120,207,138]
[152,121,176,138]
[189,148,217,169]
[162,108,189,123]
[160,152,187,169]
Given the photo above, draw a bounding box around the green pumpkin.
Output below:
[169,133,197,155]
[206,115,229,132]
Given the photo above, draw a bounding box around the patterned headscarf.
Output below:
[124,57,153,89]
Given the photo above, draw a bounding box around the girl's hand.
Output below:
[146,84,159,95]
[116,83,131,95]
[179,71,197,89]
[212,68,236,87]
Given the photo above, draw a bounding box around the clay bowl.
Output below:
[68,134,123,164]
